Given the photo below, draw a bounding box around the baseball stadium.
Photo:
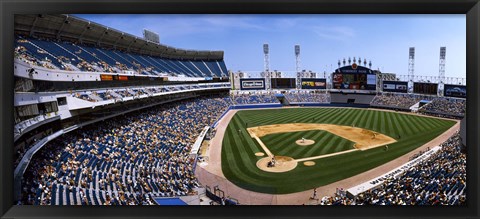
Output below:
[13,14,466,206]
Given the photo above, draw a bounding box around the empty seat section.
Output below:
[17,40,64,69]
[100,49,136,69]
[191,60,212,77]
[58,42,101,64]
[28,39,84,68]
[164,59,192,76]
[178,60,200,77]
[145,56,176,73]
[217,60,228,75]
[205,61,223,77]
[79,45,119,68]
[161,59,186,75]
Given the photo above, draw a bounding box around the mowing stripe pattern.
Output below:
[221,108,456,194]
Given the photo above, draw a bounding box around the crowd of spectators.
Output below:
[72,86,211,103]
[318,132,466,205]
[284,91,330,103]
[232,93,279,104]
[370,93,436,109]
[408,147,431,162]
[419,98,466,118]
[19,94,233,205]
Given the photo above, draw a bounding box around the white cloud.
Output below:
[146,15,266,40]
[202,15,265,30]
[312,26,356,41]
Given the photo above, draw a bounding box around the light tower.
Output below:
[408,47,415,94]
[263,43,270,90]
[295,45,301,89]
[438,47,446,96]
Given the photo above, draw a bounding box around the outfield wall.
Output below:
[369,104,411,112]
[330,93,375,104]
[212,104,282,128]
[289,103,371,108]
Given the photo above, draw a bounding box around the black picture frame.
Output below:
[1,0,479,218]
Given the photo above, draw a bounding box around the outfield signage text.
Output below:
[240,78,266,90]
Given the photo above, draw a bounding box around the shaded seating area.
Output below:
[15,36,228,78]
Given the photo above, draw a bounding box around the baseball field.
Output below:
[220,107,456,194]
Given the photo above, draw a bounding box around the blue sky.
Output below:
[76,14,466,78]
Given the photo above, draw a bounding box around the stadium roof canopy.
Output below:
[14,14,224,61]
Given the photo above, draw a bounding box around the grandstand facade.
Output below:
[14,14,466,206]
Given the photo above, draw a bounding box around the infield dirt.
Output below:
[247,123,397,151]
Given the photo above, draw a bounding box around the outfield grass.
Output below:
[261,130,355,159]
[221,108,456,194]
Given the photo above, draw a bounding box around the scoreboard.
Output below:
[332,73,376,90]
[301,78,327,89]
[383,81,408,93]
[444,84,466,98]
[271,78,296,89]
[414,82,438,95]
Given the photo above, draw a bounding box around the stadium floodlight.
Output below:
[294,45,300,55]
[408,47,415,94]
[409,47,415,59]
[263,43,270,90]
[440,47,446,59]
[438,47,446,96]
[295,45,301,89]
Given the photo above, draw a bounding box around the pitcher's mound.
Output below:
[256,156,297,173]
[296,139,315,146]
[255,152,265,157]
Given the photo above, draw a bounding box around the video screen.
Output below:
[414,82,438,95]
[444,84,466,98]
[271,78,296,89]
[301,78,327,89]
[332,73,376,90]
[12,13,466,207]
[383,81,408,93]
